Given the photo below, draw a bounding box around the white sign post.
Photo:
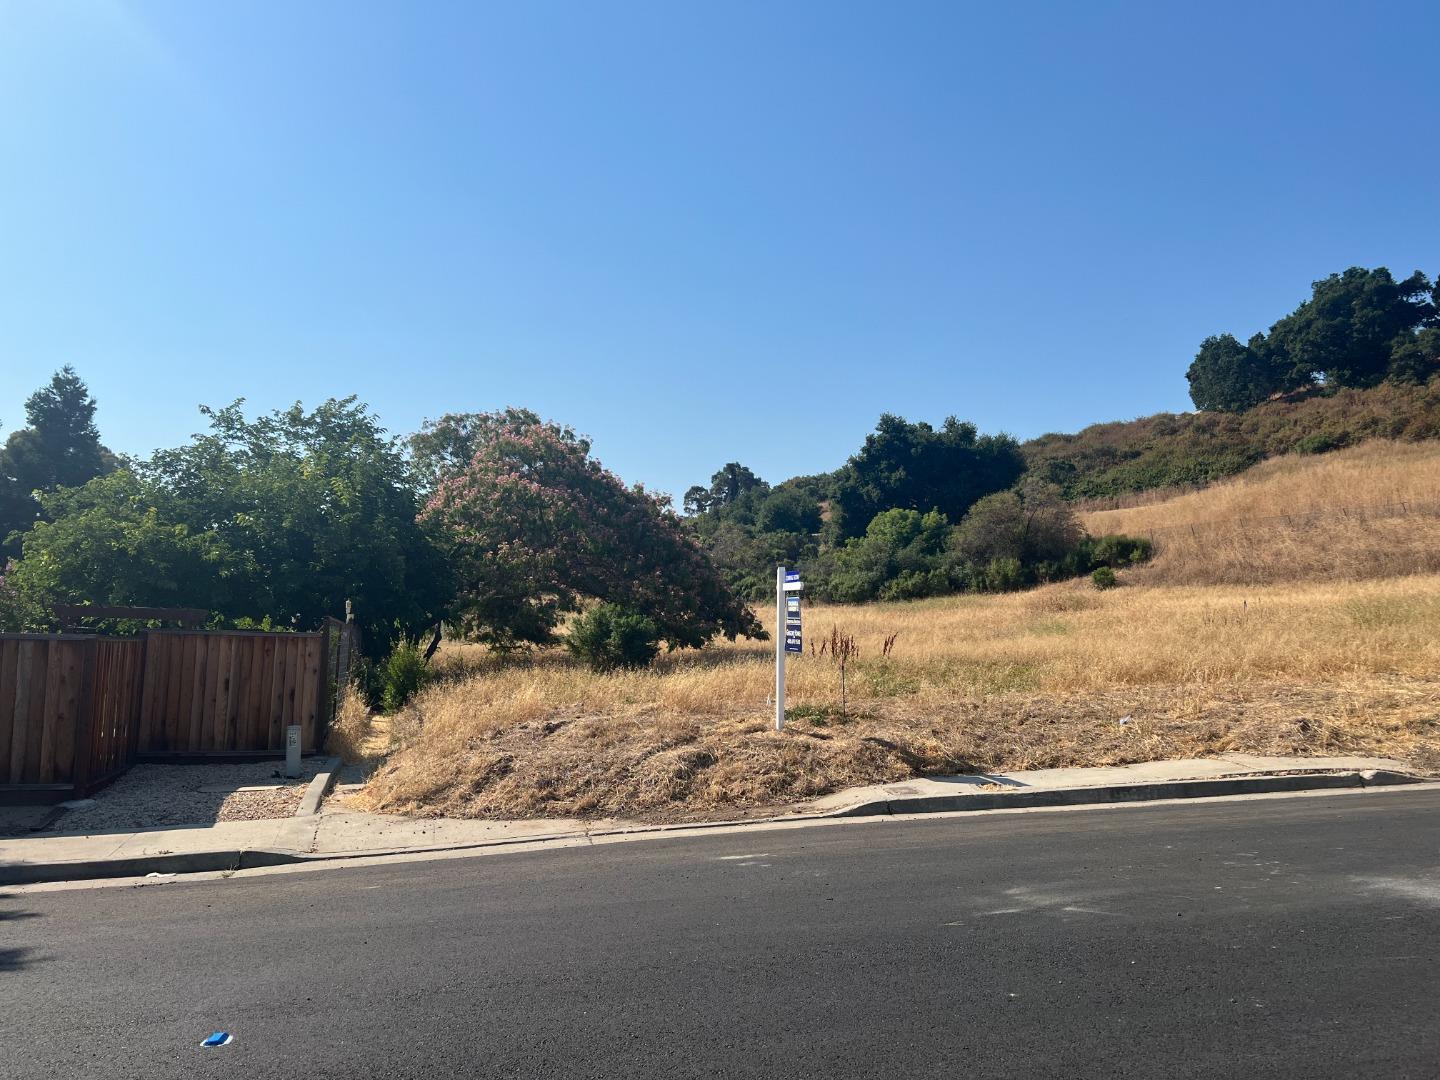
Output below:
[775,565,804,731]
[775,565,786,731]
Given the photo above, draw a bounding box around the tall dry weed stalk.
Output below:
[819,626,861,714]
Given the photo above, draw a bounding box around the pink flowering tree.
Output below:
[419,412,764,650]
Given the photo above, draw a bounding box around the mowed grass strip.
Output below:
[356,571,1440,821]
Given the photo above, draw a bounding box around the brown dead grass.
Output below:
[324,686,377,765]
[1082,440,1440,585]
[357,572,1440,821]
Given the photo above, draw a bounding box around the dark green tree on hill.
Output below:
[829,414,1025,539]
[0,367,115,556]
[1267,267,1434,389]
[683,462,768,516]
[1185,334,1285,412]
[1188,267,1438,412]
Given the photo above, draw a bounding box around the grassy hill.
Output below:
[1081,440,1440,586]
[1021,378,1440,500]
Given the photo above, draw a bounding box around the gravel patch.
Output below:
[50,760,328,833]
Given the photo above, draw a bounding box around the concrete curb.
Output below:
[823,768,1423,818]
[296,757,342,817]
[1,768,1429,886]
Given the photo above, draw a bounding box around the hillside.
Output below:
[1021,378,1440,500]
[1080,440,1440,586]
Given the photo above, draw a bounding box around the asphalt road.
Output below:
[3,789,1439,1079]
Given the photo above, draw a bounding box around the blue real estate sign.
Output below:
[784,592,803,654]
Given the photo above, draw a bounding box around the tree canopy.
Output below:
[0,366,114,556]
[829,414,1025,539]
[683,462,768,516]
[6,398,446,654]
[421,411,763,649]
[1188,267,1438,411]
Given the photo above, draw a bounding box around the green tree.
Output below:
[950,487,1083,568]
[753,486,822,534]
[683,462,768,516]
[3,470,250,628]
[829,415,1024,539]
[421,410,763,649]
[817,508,951,603]
[1186,333,1284,412]
[1386,327,1440,385]
[409,408,553,495]
[0,366,114,554]
[1266,267,1434,389]
[5,398,446,653]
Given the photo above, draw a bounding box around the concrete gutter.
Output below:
[1,764,1430,887]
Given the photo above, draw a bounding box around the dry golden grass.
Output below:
[324,686,378,765]
[358,572,1440,821]
[1082,440,1440,585]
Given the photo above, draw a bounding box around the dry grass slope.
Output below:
[359,571,1440,821]
[1082,440,1440,585]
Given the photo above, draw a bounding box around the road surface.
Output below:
[3,788,1439,1078]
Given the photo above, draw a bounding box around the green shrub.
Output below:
[1091,566,1118,590]
[1089,533,1153,568]
[376,639,434,713]
[1294,431,1347,455]
[566,603,661,672]
[981,556,1026,592]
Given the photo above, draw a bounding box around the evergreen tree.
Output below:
[0,367,112,554]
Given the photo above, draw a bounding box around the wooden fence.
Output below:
[137,631,327,759]
[1,628,330,803]
[0,635,144,802]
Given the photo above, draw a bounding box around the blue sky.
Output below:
[2,1,1436,502]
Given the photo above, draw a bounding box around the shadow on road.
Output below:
[0,893,46,972]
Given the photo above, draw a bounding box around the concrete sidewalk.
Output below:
[0,754,1426,885]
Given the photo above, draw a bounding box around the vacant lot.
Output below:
[357,569,1440,821]
[1081,440,1440,585]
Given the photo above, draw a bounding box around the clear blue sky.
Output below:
[2,1,1436,502]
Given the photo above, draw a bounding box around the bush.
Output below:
[1091,566,1118,590]
[1088,534,1153,568]
[566,603,661,672]
[981,556,1026,592]
[376,639,434,713]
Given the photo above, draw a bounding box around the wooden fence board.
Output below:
[36,641,61,782]
[160,634,181,751]
[0,640,16,781]
[187,635,209,752]
[268,637,289,752]
[137,631,162,750]
[10,640,36,785]
[256,637,276,750]
[51,642,82,783]
[3,629,331,800]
